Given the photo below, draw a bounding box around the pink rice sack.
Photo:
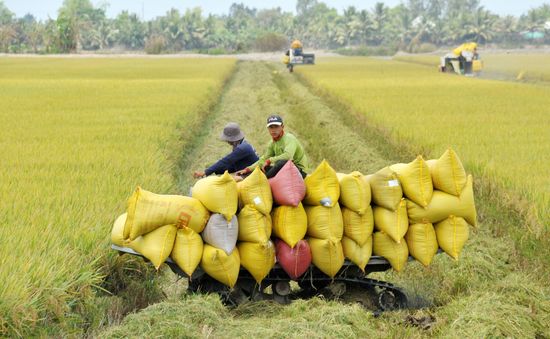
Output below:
[268,161,306,207]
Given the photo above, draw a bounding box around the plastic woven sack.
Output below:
[373,231,409,272]
[337,171,371,215]
[128,224,177,270]
[271,203,307,248]
[238,241,276,284]
[391,156,433,207]
[237,167,273,215]
[111,213,127,247]
[373,199,408,243]
[342,206,373,246]
[304,160,340,207]
[435,216,469,260]
[201,244,240,288]
[237,205,272,244]
[171,227,203,276]
[201,214,238,255]
[124,187,209,240]
[192,171,238,222]
[275,239,312,280]
[342,235,372,272]
[308,237,344,278]
[268,161,306,207]
[404,222,438,266]
[368,167,403,211]
[427,148,467,196]
[305,203,344,241]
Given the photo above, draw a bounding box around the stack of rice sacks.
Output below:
[304,160,344,278]
[268,161,311,280]
[368,165,410,272]
[408,149,476,261]
[192,171,240,288]
[337,171,374,272]
[111,187,210,277]
[236,168,275,284]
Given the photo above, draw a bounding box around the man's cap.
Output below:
[220,122,245,142]
[266,115,283,127]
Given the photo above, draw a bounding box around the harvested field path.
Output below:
[177,61,393,191]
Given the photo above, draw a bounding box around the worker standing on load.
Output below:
[237,114,308,178]
[193,122,258,179]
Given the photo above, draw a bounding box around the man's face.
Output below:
[268,124,283,138]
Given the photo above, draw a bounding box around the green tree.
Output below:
[114,11,145,49]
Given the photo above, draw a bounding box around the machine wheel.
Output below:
[377,288,407,311]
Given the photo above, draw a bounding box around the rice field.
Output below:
[298,57,550,230]
[0,57,236,336]
[395,52,550,82]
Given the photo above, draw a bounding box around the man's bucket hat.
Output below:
[220,122,245,142]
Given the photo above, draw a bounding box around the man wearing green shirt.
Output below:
[237,114,308,178]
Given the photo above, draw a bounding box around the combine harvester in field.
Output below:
[111,150,476,311]
[283,40,315,73]
[439,42,483,76]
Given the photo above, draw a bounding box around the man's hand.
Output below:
[261,159,271,172]
[193,171,205,178]
[236,168,251,176]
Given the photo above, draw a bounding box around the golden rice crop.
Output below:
[298,57,550,229]
[0,57,235,335]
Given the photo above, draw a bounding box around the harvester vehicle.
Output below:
[439,42,482,76]
[283,40,315,73]
[112,244,413,312]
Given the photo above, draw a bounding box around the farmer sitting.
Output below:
[237,114,308,179]
[193,122,258,179]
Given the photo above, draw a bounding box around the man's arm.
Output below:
[205,147,248,175]
[246,142,274,171]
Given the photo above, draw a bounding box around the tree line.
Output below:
[0,0,549,54]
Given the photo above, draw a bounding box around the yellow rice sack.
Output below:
[238,241,276,284]
[373,231,409,272]
[435,216,469,260]
[308,237,344,278]
[237,167,273,215]
[428,148,467,196]
[342,235,372,272]
[304,160,340,207]
[128,224,177,270]
[200,244,240,288]
[171,227,203,277]
[373,199,408,243]
[237,205,272,244]
[368,167,403,211]
[192,171,238,222]
[271,203,307,248]
[407,175,477,227]
[342,206,373,246]
[337,171,371,215]
[111,213,128,247]
[305,204,344,241]
[124,187,209,240]
[390,156,433,207]
[404,222,438,266]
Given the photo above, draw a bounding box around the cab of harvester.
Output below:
[439,42,483,76]
[283,40,315,72]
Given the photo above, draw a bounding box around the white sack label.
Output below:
[253,196,262,205]
[388,179,399,187]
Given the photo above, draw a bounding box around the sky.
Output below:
[3,0,550,21]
